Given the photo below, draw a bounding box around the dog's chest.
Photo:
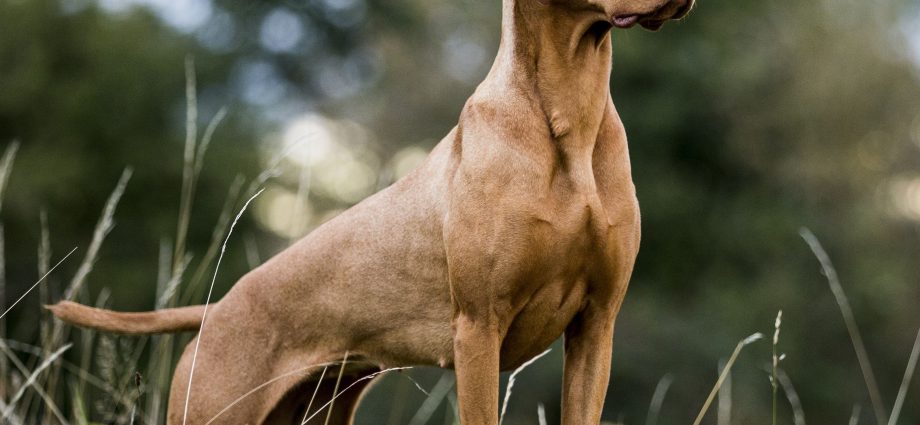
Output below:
[497,151,637,368]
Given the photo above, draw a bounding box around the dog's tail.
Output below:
[46,301,205,335]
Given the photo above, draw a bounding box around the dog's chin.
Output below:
[639,20,666,31]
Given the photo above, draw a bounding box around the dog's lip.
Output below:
[611,15,639,29]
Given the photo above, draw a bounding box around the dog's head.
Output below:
[539,0,695,31]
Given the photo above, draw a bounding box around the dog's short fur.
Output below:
[49,1,693,423]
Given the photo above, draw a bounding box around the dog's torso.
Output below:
[218,77,640,374]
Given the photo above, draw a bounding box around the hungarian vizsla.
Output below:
[49,0,693,423]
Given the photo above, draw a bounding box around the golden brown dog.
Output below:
[49,0,693,423]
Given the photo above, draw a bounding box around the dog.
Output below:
[49,0,693,423]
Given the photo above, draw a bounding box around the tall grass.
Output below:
[0,140,21,398]
[691,333,763,425]
[800,228,887,425]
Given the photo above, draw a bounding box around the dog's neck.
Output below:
[485,0,615,142]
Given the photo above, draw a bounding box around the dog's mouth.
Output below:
[611,0,694,31]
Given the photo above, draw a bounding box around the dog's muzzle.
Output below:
[612,0,695,31]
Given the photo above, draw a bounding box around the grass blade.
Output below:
[407,373,455,425]
[0,140,20,396]
[0,343,71,419]
[646,374,674,425]
[692,333,763,425]
[717,361,731,425]
[194,107,228,177]
[204,361,343,425]
[800,227,887,425]
[301,365,328,424]
[499,348,552,425]
[173,55,198,273]
[0,341,69,424]
[65,168,132,301]
[777,368,807,425]
[182,188,264,425]
[181,175,244,306]
[324,351,350,425]
[849,405,862,425]
[888,329,920,425]
[301,367,414,425]
[0,247,78,321]
[772,310,783,425]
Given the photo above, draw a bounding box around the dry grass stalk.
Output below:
[849,404,862,425]
[173,56,199,275]
[0,140,20,395]
[194,107,228,178]
[646,374,674,425]
[692,333,763,425]
[0,247,77,322]
[799,227,887,425]
[407,372,455,425]
[499,348,552,425]
[0,343,71,420]
[65,168,132,301]
[402,372,431,397]
[776,368,807,425]
[173,62,230,305]
[147,240,173,425]
[181,175,244,306]
[37,170,131,419]
[2,338,119,397]
[158,254,192,309]
[301,366,414,425]
[301,365,328,424]
[772,310,783,425]
[324,352,350,425]
[38,211,52,347]
[182,188,264,425]
[717,361,731,425]
[71,290,109,419]
[0,341,68,424]
[887,329,920,425]
[203,361,342,425]
[446,390,459,425]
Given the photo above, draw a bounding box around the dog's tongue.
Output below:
[612,15,639,28]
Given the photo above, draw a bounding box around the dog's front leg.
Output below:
[453,313,501,425]
[561,305,617,425]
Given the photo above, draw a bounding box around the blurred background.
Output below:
[1,0,920,423]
